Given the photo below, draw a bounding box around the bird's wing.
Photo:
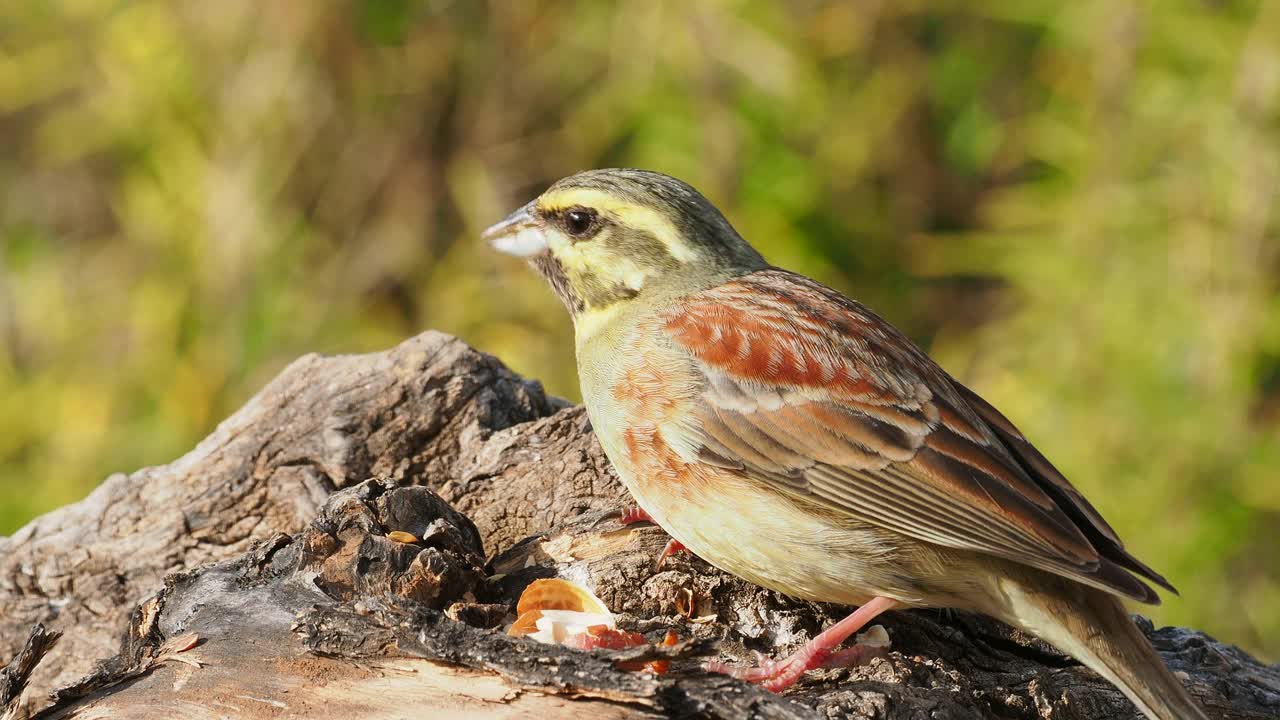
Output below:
[660,268,1165,603]
[952,381,1176,594]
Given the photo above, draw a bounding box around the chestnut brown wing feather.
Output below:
[663,269,1162,604]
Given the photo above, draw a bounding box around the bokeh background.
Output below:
[1,1,1277,658]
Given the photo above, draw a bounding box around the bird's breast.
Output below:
[579,326,708,497]
[578,327,909,606]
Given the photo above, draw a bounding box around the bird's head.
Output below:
[486,169,766,324]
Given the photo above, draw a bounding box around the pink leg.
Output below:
[619,506,688,568]
[656,538,687,569]
[618,506,655,525]
[816,642,889,669]
[704,596,899,692]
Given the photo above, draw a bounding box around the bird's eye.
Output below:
[563,208,598,239]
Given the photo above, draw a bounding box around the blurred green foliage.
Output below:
[1,1,1277,657]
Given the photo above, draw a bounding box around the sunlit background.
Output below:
[1,1,1277,658]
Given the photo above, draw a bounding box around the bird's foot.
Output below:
[703,648,818,691]
[705,643,886,692]
[618,506,688,569]
[656,537,687,569]
[703,596,899,692]
[815,642,888,669]
[618,505,655,526]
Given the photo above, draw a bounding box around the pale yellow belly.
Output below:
[617,463,925,607]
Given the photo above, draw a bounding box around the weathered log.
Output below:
[0,331,1275,719]
[0,624,59,720]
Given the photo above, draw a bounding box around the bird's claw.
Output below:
[618,506,655,526]
[619,506,690,568]
[703,641,885,692]
[656,538,687,569]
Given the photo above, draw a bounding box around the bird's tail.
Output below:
[994,574,1207,720]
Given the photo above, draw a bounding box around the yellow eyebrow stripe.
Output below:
[537,187,638,215]
[537,188,697,262]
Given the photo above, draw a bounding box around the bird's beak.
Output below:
[484,201,548,257]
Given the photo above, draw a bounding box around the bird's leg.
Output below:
[618,506,688,568]
[655,538,686,569]
[704,596,899,692]
[815,642,889,669]
[618,505,655,525]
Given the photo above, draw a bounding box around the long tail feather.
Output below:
[996,574,1207,720]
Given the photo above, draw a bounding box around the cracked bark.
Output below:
[0,331,1275,719]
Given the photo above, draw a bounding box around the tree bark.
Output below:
[0,331,1275,719]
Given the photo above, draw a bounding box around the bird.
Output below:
[485,168,1207,720]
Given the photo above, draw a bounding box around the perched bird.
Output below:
[486,168,1206,720]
